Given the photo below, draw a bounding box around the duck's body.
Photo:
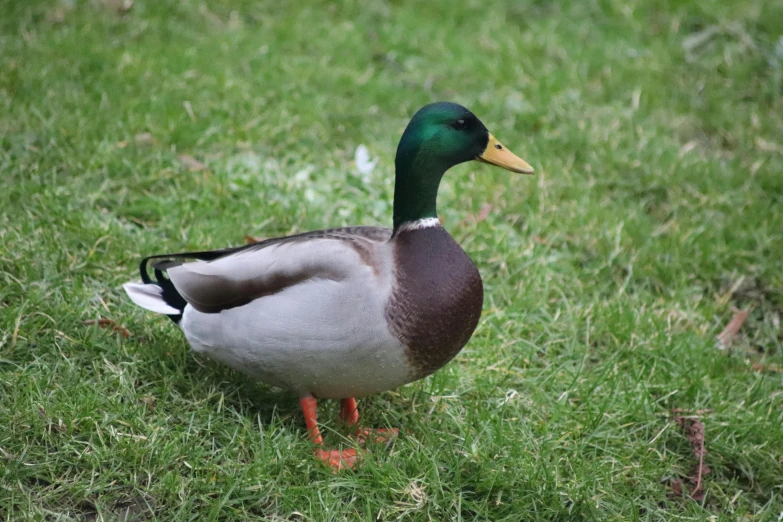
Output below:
[124,102,533,469]
[163,222,481,399]
[180,226,408,399]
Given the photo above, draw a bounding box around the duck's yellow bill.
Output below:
[475,133,534,174]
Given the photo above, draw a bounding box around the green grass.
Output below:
[1,0,782,519]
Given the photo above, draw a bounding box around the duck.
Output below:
[123,102,534,470]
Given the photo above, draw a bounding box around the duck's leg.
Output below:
[339,398,359,425]
[339,398,399,445]
[300,396,357,470]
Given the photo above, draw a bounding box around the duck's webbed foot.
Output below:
[300,396,399,471]
[300,396,361,471]
[313,448,359,470]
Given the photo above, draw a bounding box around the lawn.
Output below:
[1,0,782,519]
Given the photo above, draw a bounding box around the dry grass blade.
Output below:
[670,408,713,416]
[134,132,156,146]
[716,309,749,348]
[178,154,208,172]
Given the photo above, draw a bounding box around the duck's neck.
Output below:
[392,140,450,232]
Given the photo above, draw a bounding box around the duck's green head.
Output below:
[393,102,533,230]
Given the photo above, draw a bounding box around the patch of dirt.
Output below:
[669,413,710,501]
[83,318,132,338]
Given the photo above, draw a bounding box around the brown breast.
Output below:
[385,225,484,379]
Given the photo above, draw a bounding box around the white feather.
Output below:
[123,283,181,315]
[354,144,377,176]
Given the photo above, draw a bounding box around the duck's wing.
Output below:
[142,226,392,314]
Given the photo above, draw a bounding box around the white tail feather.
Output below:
[123,283,181,315]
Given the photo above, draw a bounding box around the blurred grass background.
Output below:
[1,0,782,520]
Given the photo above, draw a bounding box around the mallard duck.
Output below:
[124,102,533,469]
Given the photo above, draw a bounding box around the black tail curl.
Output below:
[138,246,238,324]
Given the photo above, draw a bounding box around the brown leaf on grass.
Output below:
[716,309,749,348]
[461,203,493,226]
[178,154,208,172]
[83,319,131,338]
[751,362,783,374]
[671,414,710,501]
[244,235,263,245]
[475,203,493,223]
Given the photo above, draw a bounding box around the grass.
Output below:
[1,0,782,519]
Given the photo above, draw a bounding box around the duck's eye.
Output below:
[453,119,467,130]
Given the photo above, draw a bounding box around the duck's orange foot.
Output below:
[314,448,360,471]
[354,427,399,446]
